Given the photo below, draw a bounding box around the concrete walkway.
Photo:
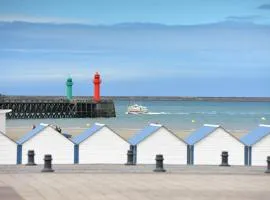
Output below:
[0,164,267,175]
[0,165,269,200]
[0,187,24,200]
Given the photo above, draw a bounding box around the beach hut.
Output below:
[129,123,187,164]
[241,124,270,166]
[0,131,17,164]
[185,124,245,165]
[0,109,11,134]
[73,123,130,164]
[17,124,74,164]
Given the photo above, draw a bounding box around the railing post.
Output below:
[265,156,270,173]
[26,150,36,166]
[125,150,134,165]
[41,154,54,172]
[153,154,166,172]
[219,151,230,167]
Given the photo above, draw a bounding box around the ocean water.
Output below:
[6,100,270,131]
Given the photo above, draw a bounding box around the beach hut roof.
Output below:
[185,124,221,145]
[17,123,73,145]
[72,123,128,145]
[128,123,184,146]
[0,109,12,114]
[0,131,17,144]
[72,123,105,144]
[17,124,47,145]
[128,123,161,145]
[241,124,270,146]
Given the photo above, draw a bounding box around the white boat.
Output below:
[127,104,148,114]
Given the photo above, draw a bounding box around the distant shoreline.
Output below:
[107,96,270,102]
[1,95,270,102]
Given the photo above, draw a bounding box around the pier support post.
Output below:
[153,154,166,172]
[125,150,134,165]
[219,151,230,167]
[41,154,54,172]
[26,150,36,166]
[265,156,270,173]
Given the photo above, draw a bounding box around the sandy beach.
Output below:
[6,126,248,142]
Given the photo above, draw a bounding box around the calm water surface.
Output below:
[6,100,270,131]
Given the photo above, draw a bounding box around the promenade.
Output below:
[0,165,269,200]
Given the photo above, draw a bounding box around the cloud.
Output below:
[258,4,270,10]
[0,20,269,86]
[0,48,107,55]
[0,14,90,24]
[0,65,186,82]
[1,59,227,84]
[226,15,262,22]
[2,60,265,85]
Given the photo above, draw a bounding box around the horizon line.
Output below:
[2,95,270,99]
[1,20,269,27]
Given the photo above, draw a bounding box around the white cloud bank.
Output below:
[0,14,91,24]
[0,48,106,54]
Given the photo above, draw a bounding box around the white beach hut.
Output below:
[241,124,270,166]
[185,124,245,165]
[0,109,11,134]
[17,124,75,164]
[0,131,17,164]
[129,123,187,164]
[73,123,130,164]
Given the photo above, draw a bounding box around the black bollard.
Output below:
[219,151,230,167]
[153,154,166,172]
[265,156,270,173]
[41,154,54,172]
[26,150,36,166]
[125,150,135,165]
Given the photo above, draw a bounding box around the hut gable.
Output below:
[17,124,47,145]
[241,124,270,166]
[73,123,127,145]
[72,123,104,144]
[17,124,75,164]
[128,123,162,145]
[185,124,219,145]
[129,123,185,146]
[73,123,129,164]
[0,109,11,134]
[186,124,245,165]
[185,124,243,145]
[0,131,17,164]
[0,131,17,144]
[130,123,187,164]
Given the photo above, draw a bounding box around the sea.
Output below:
[6,100,270,131]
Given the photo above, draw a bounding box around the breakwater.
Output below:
[0,95,116,119]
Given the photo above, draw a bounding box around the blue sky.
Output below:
[0,0,270,96]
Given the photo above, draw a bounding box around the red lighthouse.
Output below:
[93,72,101,102]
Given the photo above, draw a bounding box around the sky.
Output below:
[0,0,270,96]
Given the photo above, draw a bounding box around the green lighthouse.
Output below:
[66,76,73,101]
